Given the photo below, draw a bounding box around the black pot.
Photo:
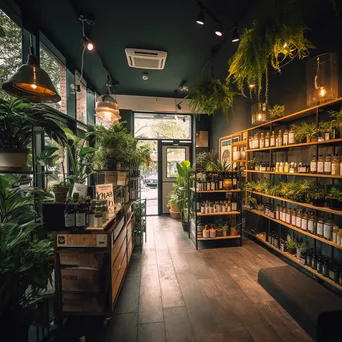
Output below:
[327,198,342,210]
[287,247,296,255]
[311,198,325,207]
[182,222,189,232]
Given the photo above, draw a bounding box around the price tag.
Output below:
[96,184,115,216]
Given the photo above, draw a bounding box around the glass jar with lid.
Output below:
[265,132,270,147]
[270,131,276,147]
[277,130,283,146]
[259,133,265,148]
[310,155,317,173]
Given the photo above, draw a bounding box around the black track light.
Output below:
[232,27,240,43]
[196,10,205,25]
[215,25,224,37]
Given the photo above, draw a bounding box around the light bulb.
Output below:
[319,87,326,97]
[86,42,94,51]
[30,84,37,89]
[283,42,287,48]
[249,83,255,89]
[257,113,263,121]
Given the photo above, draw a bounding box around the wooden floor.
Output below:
[103,216,312,342]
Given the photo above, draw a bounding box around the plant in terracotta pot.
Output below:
[326,187,342,210]
[286,234,297,255]
[230,222,243,236]
[0,99,66,170]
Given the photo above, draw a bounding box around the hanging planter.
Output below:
[188,78,235,116]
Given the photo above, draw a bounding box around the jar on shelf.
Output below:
[286,208,291,224]
[209,225,216,238]
[317,154,324,174]
[289,128,295,144]
[203,225,210,238]
[332,155,340,176]
[323,220,333,240]
[251,102,269,125]
[296,209,302,228]
[333,226,339,243]
[306,53,338,107]
[316,255,323,274]
[291,209,297,226]
[308,212,316,234]
[301,212,308,231]
[310,155,317,174]
[265,132,270,147]
[324,154,332,174]
[284,162,289,173]
[277,130,283,146]
[259,133,265,149]
[317,216,324,237]
[270,131,276,147]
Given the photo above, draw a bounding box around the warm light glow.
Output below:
[86,42,94,51]
[249,83,255,89]
[257,113,263,121]
[215,30,223,37]
[283,42,287,48]
[319,87,326,97]
[30,84,37,89]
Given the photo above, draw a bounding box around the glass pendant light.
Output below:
[2,35,61,103]
[96,75,120,125]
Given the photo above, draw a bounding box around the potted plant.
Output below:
[188,78,235,116]
[0,175,53,341]
[168,195,181,219]
[326,187,342,210]
[130,144,151,177]
[319,120,335,141]
[296,241,307,259]
[329,107,342,137]
[230,222,243,236]
[0,99,67,170]
[92,122,137,170]
[243,196,257,209]
[194,151,219,171]
[286,234,297,255]
[291,122,318,143]
[307,186,326,207]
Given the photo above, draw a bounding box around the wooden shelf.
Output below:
[198,235,241,241]
[245,97,342,132]
[232,141,247,147]
[232,160,247,163]
[246,169,342,179]
[190,188,241,193]
[246,231,342,292]
[244,207,342,250]
[247,138,342,152]
[197,211,240,217]
[247,190,342,216]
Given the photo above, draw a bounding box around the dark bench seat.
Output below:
[258,266,342,341]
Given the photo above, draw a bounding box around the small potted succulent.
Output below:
[286,234,297,255]
[326,187,342,210]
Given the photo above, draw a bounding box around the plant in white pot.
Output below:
[0,99,67,170]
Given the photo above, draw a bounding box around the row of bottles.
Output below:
[249,130,296,149]
[199,198,238,214]
[268,232,342,285]
[64,194,109,230]
[253,154,341,175]
[196,172,239,191]
[263,204,341,243]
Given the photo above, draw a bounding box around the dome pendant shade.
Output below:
[96,93,121,124]
[2,54,61,103]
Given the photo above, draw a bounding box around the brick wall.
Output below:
[59,64,67,114]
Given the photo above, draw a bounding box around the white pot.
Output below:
[0,148,28,169]
[296,248,301,259]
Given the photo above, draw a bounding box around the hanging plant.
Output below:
[227,14,314,102]
[188,78,235,116]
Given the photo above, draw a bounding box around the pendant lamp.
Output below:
[2,37,61,103]
[96,77,120,124]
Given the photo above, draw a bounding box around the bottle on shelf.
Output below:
[260,133,265,148]
[232,172,238,189]
[76,197,87,229]
[284,162,289,173]
[301,212,308,231]
[308,212,316,234]
[283,129,289,145]
[332,155,340,176]
[64,198,75,229]
[323,220,333,240]
[317,216,324,237]
[88,200,96,227]
[324,154,332,174]
[279,162,284,173]
[232,194,237,211]
[296,209,302,228]
[291,209,297,226]
[254,133,259,149]
[310,155,317,174]
[94,201,103,228]
[270,131,276,147]
[317,154,324,174]
[219,174,223,190]
[289,127,295,144]
[265,132,270,148]
[278,130,283,146]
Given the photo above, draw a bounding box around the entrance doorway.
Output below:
[161,143,190,214]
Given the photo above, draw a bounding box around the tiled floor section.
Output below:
[103,216,312,342]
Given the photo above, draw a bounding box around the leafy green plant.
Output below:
[286,234,297,249]
[188,78,235,116]
[297,241,308,252]
[0,175,53,332]
[195,151,220,171]
[92,122,137,169]
[319,120,335,134]
[291,122,318,142]
[327,187,342,201]
[227,14,313,102]
[130,144,151,175]
[268,104,285,120]
[207,159,231,172]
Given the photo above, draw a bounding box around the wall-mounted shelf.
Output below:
[244,207,342,250]
[247,190,342,216]
[246,170,342,179]
[190,188,241,193]
[197,211,240,217]
[232,141,247,147]
[197,235,241,241]
[247,138,342,152]
[246,231,342,292]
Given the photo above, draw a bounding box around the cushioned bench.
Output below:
[258,266,342,341]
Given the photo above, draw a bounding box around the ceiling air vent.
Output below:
[125,48,167,70]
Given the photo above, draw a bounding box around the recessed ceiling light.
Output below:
[215,25,224,37]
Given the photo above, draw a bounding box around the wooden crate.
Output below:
[61,268,101,292]
[62,292,106,313]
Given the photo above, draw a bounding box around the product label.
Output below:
[296,216,301,227]
[289,132,295,144]
[332,164,339,175]
[317,162,324,173]
[65,213,75,228]
[276,212,280,220]
[265,139,269,147]
[286,213,291,223]
[76,213,86,227]
[283,135,288,145]
[308,220,314,233]
[301,218,307,230]
[232,202,237,211]
[219,181,223,189]
[324,162,331,173]
[310,162,317,173]
[323,223,332,240]
[291,215,296,226]
[270,137,275,146]
[317,222,323,235]
[88,213,95,227]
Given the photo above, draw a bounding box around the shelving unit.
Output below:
[247,170,342,178]
[246,230,342,292]
[189,170,243,250]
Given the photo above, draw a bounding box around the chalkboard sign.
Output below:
[96,184,115,217]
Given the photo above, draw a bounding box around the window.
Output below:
[0,9,22,100]
[40,42,67,112]
[75,73,87,124]
[166,147,186,178]
[134,113,191,140]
